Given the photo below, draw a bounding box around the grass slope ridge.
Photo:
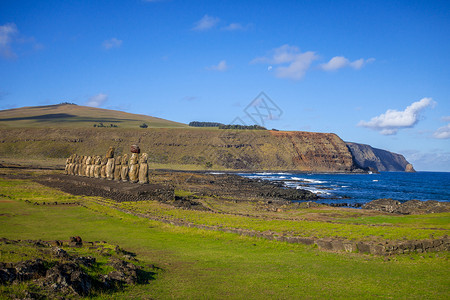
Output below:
[0,127,358,172]
[0,104,187,129]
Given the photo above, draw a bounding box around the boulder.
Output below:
[362,198,401,213]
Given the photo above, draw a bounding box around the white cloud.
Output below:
[251,44,318,80]
[0,23,18,59]
[358,97,435,135]
[222,23,248,31]
[433,124,450,139]
[86,93,108,107]
[321,56,374,71]
[441,116,450,122]
[192,15,220,31]
[102,38,122,49]
[207,60,228,71]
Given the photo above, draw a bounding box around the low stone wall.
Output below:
[91,200,449,256]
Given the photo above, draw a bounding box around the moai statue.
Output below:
[105,147,115,180]
[128,153,140,183]
[113,155,122,181]
[69,154,76,175]
[100,156,108,179]
[89,156,96,178]
[85,156,92,177]
[77,156,83,176]
[138,153,149,184]
[81,156,87,177]
[121,154,129,182]
[64,156,71,175]
[94,156,102,178]
[72,155,78,175]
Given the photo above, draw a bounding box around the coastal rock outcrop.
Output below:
[346,142,414,172]
[363,198,450,214]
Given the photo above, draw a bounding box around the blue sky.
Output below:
[1,0,449,171]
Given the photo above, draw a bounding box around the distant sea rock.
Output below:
[346,142,413,172]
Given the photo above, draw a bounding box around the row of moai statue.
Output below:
[64,145,149,184]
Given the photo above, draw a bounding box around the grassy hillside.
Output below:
[0,103,187,129]
[0,127,357,172]
[1,172,449,299]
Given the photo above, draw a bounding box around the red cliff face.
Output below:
[0,128,359,172]
[268,131,356,172]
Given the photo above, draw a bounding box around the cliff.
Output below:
[0,128,360,172]
[346,142,414,172]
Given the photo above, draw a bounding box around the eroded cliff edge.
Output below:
[0,128,362,172]
[346,142,415,172]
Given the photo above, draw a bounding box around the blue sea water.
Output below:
[236,172,450,205]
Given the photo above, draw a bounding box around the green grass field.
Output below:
[1,176,449,299]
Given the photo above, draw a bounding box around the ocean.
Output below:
[236,171,450,206]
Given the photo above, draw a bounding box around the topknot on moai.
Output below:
[105,147,115,180]
[131,144,140,154]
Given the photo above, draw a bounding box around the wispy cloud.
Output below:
[206,60,228,71]
[433,124,450,139]
[102,38,122,50]
[192,15,220,31]
[252,45,375,80]
[358,97,435,135]
[222,23,249,31]
[0,23,43,59]
[252,44,318,80]
[320,56,375,71]
[86,93,108,107]
[441,116,450,122]
[0,23,18,59]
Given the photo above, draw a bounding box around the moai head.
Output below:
[115,155,122,165]
[139,153,148,164]
[121,154,129,165]
[101,156,108,165]
[130,153,139,164]
[70,154,76,163]
[106,147,115,158]
[95,156,102,165]
[86,156,92,165]
[82,156,87,164]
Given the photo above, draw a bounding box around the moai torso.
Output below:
[89,156,96,178]
[94,156,102,178]
[121,154,129,182]
[100,157,107,179]
[70,154,77,175]
[81,156,87,176]
[77,156,83,176]
[85,156,92,177]
[128,153,140,183]
[65,157,70,175]
[138,153,149,184]
[105,147,115,180]
[114,155,122,181]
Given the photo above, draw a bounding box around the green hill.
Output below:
[0,104,187,129]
